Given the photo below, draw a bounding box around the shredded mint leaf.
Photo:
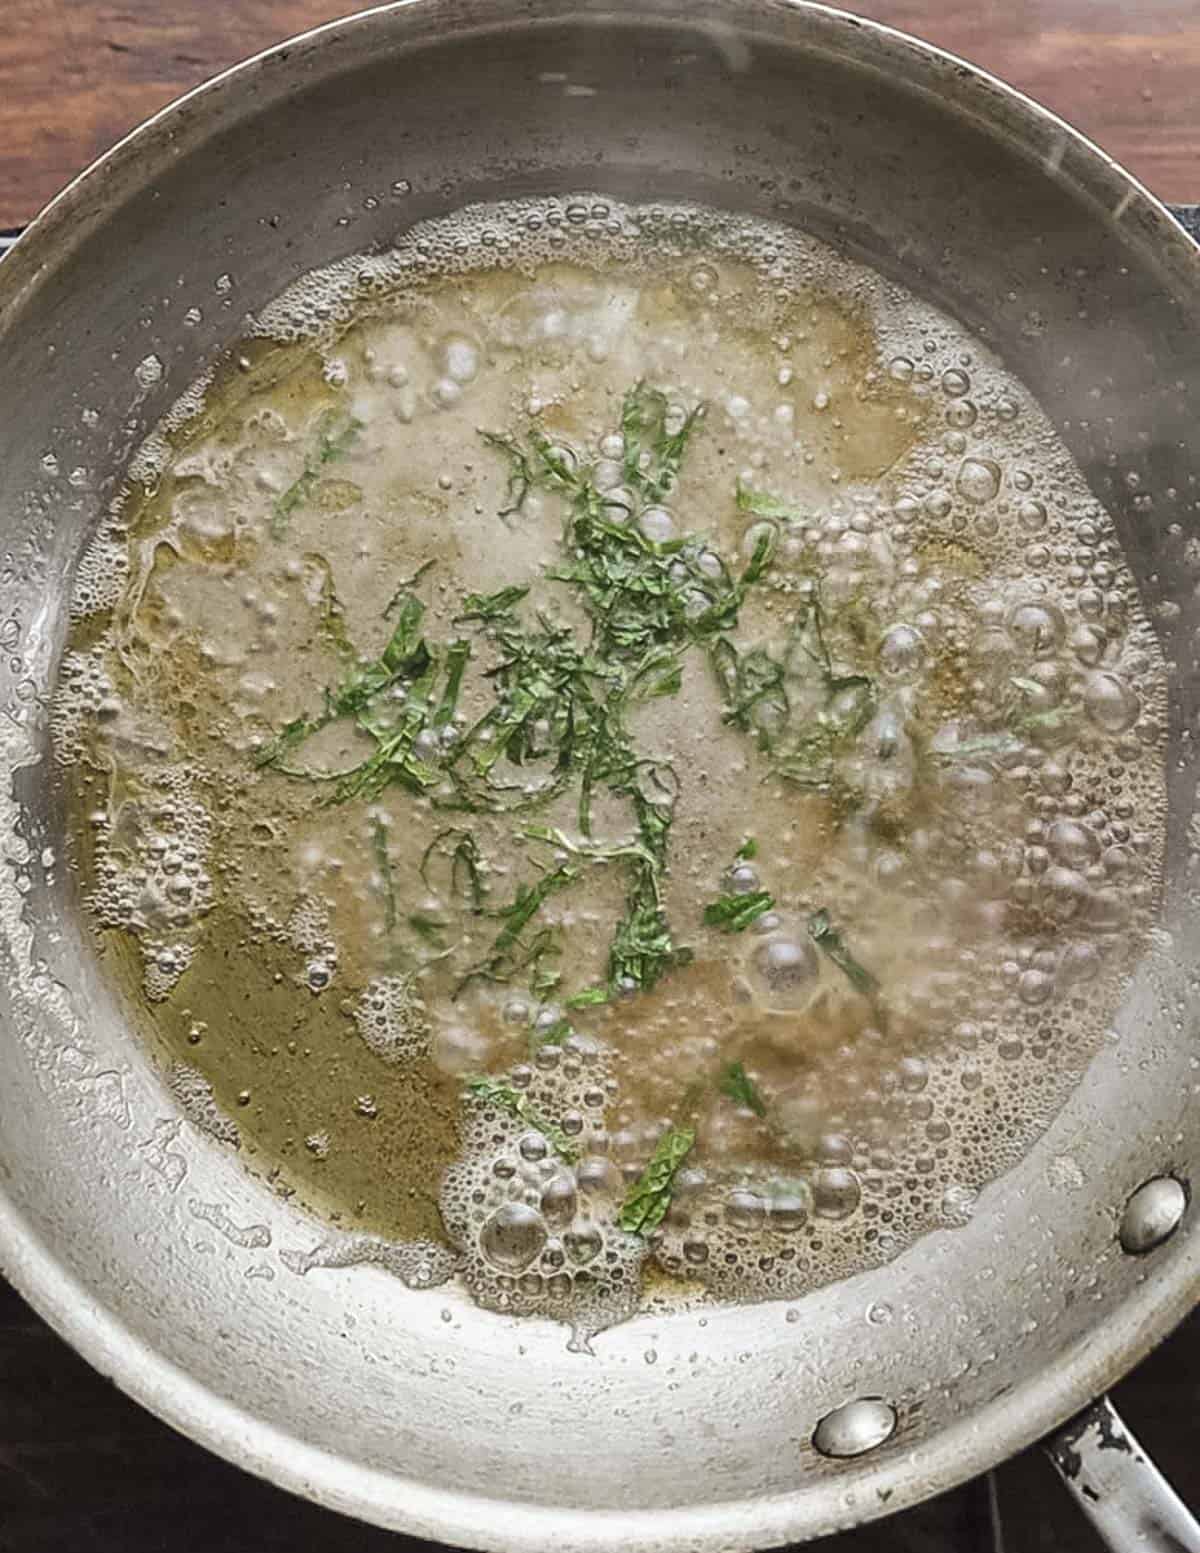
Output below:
[703,889,774,932]
[1017,706,1074,735]
[454,865,579,995]
[408,909,448,947]
[272,412,362,538]
[258,382,791,1012]
[420,827,485,912]
[434,639,470,728]
[371,815,397,933]
[480,430,533,517]
[736,837,758,861]
[530,1015,572,1049]
[565,985,609,1009]
[306,554,356,660]
[528,939,563,1000]
[739,523,778,588]
[383,558,435,618]
[808,908,881,1001]
[618,1125,696,1235]
[719,1061,767,1117]
[933,731,1024,763]
[254,713,322,770]
[620,381,705,504]
[465,1077,577,1162]
[454,585,530,624]
[735,479,804,521]
[711,639,788,750]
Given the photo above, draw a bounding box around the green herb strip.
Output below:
[371,816,397,933]
[255,386,861,1007]
[703,890,775,933]
[465,1077,578,1162]
[272,412,363,538]
[617,1125,696,1235]
[718,1061,767,1118]
[808,908,881,1001]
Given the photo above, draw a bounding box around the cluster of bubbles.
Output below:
[351,974,431,1063]
[285,896,338,995]
[85,765,216,1002]
[439,1037,646,1351]
[67,528,129,621]
[143,940,194,1003]
[49,644,116,764]
[168,1060,239,1146]
[50,190,1170,1331]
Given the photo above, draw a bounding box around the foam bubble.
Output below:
[352,974,430,1063]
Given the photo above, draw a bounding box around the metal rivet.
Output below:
[812,1397,897,1459]
[1119,1175,1187,1255]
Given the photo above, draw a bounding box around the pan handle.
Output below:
[1044,1394,1200,1552]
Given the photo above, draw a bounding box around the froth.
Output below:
[53,191,1170,1339]
[352,974,431,1063]
[440,1039,647,1351]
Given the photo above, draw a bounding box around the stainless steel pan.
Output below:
[0,3,1198,1548]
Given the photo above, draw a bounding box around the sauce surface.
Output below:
[53,198,1168,1344]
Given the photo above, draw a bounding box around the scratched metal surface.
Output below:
[0,1278,1194,1552]
[0,166,1197,1553]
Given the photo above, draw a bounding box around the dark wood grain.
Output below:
[1,0,1199,228]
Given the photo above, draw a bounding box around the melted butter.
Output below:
[52,198,1168,1335]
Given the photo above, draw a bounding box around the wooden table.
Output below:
[2,0,1200,227]
[2,5,1198,1551]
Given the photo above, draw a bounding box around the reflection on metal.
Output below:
[1119,1176,1187,1255]
[1046,1396,1200,1553]
[812,1397,897,1459]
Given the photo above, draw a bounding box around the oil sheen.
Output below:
[52,197,1168,1347]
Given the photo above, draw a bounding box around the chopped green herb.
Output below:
[808,908,881,1001]
[736,837,758,861]
[263,382,784,1008]
[711,638,788,750]
[465,1077,577,1162]
[272,412,362,539]
[371,815,397,933]
[618,1125,696,1235]
[253,713,322,771]
[408,910,448,947]
[735,479,805,521]
[420,827,485,912]
[479,430,534,517]
[530,1015,572,1049]
[383,558,436,618]
[620,381,705,504]
[453,585,530,624]
[933,731,1024,763]
[564,985,610,1009]
[454,864,579,995]
[712,581,880,785]
[528,939,563,1001]
[1018,706,1074,734]
[434,638,470,728]
[703,889,775,933]
[719,1061,767,1118]
[306,554,356,661]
